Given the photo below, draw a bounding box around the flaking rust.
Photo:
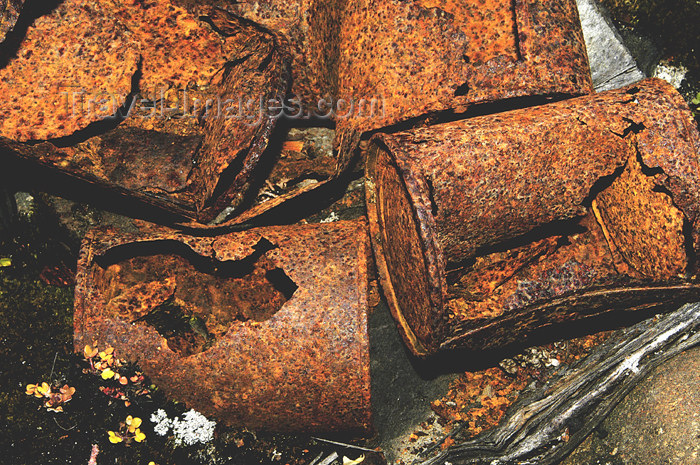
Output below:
[365,78,700,356]
[74,220,372,433]
[222,0,593,169]
[0,0,290,223]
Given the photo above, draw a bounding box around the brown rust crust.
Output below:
[74,220,372,433]
[366,78,700,355]
[0,0,140,141]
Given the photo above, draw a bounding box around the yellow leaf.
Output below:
[343,455,365,465]
[84,345,98,359]
[101,368,115,380]
[126,415,143,433]
[25,384,36,395]
[0,257,11,267]
[108,431,123,444]
[134,429,146,442]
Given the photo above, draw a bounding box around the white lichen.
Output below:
[150,409,172,436]
[320,211,339,223]
[150,408,216,446]
[653,63,687,89]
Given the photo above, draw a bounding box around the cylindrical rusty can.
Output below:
[73,220,372,433]
[335,0,594,166]
[365,78,700,356]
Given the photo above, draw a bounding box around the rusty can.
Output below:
[73,219,372,433]
[0,0,290,223]
[365,78,700,356]
[221,0,593,169]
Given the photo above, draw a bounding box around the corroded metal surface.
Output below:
[222,0,593,169]
[73,220,372,433]
[0,0,290,222]
[0,0,23,43]
[365,78,700,356]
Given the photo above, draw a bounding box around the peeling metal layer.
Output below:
[73,220,372,433]
[221,0,593,170]
[0,0,23,43]
[365,78,700,356]
[0,0,290,222]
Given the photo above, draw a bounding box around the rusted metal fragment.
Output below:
[74,220,372,433]
[0,0,290,222]
[0,0,23,43]
[592,153,687,278]
[365,78,700,356]
[0,0,140,141]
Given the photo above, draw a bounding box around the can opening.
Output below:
[367,142,442,355]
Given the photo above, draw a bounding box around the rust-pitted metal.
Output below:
[365,78,700,356]
[73,220,372,433]
[221,0,592,169]
[0,0,23,43]
[0,0,140,141]
[0,0,290,222]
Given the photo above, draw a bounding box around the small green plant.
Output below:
[108,415,146,444]
[691,91,700,117]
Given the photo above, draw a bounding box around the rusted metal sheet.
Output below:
[0,0,290,223]
[73,220,372,433]
[0,0,23,44]
[221,0,593,170]
[365,78,700,356]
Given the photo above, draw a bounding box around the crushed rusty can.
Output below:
[0,0,289,223]
[73,220,372,433]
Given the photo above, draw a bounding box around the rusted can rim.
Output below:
[365,137,445,356]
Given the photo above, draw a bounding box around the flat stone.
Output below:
[562,346,700,465]
[576,0,646,91]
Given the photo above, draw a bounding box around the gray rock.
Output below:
[576,0,646,91]
[562,346,700,465]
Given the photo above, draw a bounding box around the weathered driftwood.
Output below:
[73,220,372,433]
[415,302,700,465]
[0,0,289,223]
[365,78,700,355]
